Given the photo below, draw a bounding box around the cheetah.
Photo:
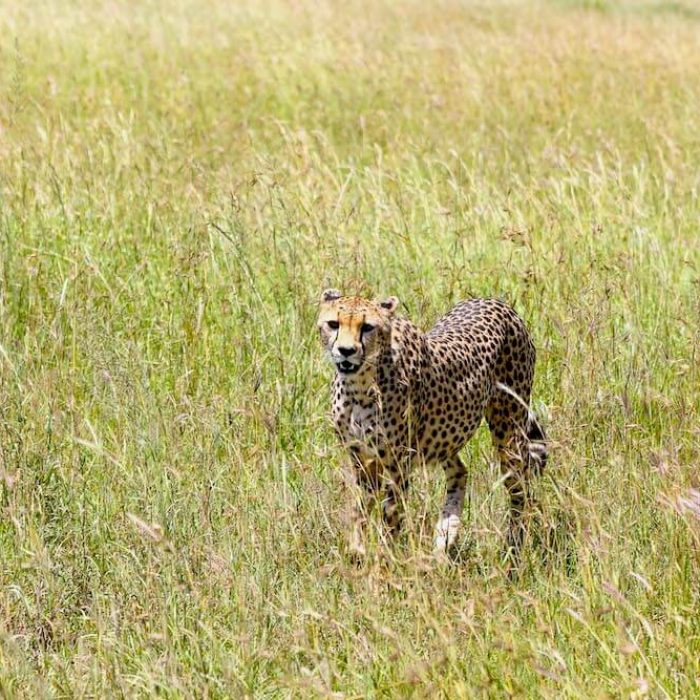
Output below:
[317,289,548,563]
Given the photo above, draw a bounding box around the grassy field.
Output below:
[1,0,700,696]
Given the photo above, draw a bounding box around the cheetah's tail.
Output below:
[494,382,549,475]
[526,414,548,475]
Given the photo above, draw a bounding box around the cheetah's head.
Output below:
[317,289,399,375]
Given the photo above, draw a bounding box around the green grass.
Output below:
[1,0,700,696]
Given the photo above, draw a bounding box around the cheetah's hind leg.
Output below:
[486,386,544,574]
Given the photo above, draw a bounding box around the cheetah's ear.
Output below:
[378,296,399,315]
[321,288,342,303]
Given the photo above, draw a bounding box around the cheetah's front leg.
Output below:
[381,463,410,540]
[347,457,381,558]
[434,455,467,554]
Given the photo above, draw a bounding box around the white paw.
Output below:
[434,514,461,552]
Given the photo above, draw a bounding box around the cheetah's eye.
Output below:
[327,320,339,330]
[361,323,375,334]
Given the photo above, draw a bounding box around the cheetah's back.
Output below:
[417,298,537,462]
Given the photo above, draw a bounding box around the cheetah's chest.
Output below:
[333,399,385,458]
[350,403,378,440]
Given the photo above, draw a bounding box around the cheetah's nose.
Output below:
[337,346,356,357]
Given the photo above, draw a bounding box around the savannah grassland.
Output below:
[1,0,700,696]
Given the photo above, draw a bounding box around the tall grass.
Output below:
[1,0,699,696]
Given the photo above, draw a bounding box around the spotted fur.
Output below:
[317,289,548,562]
